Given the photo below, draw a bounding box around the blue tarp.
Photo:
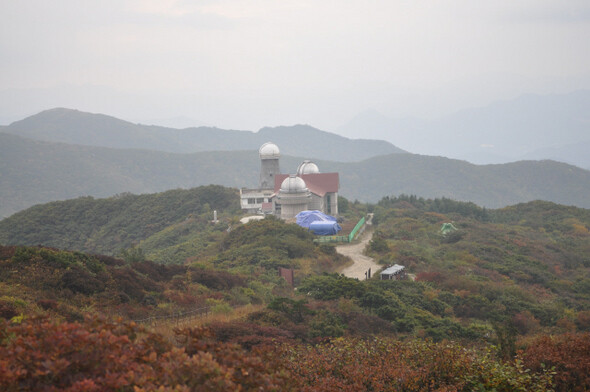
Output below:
[309,221,342,235]
[296,210,336,227]
[295,210,341,235]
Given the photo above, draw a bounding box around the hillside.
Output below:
[524,140,590,170]
[0,185,241,256]
[0,133,264,218]
[0,218,346,320]
[3,193,590,339]
[2,132,590,218]
[369,197,590,327]
[4,108,404,160]
[0,184,356,269]
[2,194,590,390]
[334,155,590,209]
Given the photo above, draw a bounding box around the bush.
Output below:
[298,274,366,301]
[268,297,312,323]
[278,337,553,391]
[369,236,389,253]
[61,265,105,295]
[0,300,18,320]
[522,332,590,392]
[308,310,346,338]
[191,268,246,290]
[0,316,293,391]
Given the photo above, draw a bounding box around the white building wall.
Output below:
[259,158,280,189]
[240,188,274,213]
[326,192,338,216]
[308,194,324,211]
[280,202,309,220]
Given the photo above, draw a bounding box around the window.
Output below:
[256,198,264,203]
[247,198,256,204]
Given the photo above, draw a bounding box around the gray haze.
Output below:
[2,1,590,142]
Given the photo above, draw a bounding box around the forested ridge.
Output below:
[3,131,590,219]
[1,188,590,390]
[0,185,241,257]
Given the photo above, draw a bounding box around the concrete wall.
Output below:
[308,194,324,211]
[259,158,280,189]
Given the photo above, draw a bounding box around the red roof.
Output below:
[274,173,339,197]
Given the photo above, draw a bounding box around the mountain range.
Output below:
[1,108,405,161]
[2,129,590,219]
[337,90,590,169]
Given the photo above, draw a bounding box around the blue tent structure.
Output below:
[309,221,342,235]
[295,210,341,235]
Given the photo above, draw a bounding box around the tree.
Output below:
[119,246,145,263]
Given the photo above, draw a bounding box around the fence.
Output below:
[134,306,212,327]
[313,235,350,243]
[348,216,366,242]
[313,216,367,244]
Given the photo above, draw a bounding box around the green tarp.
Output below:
[440,222,458,235]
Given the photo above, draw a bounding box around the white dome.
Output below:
[259,142,280,159]
[297,160,320,175]
[280,175,308,194]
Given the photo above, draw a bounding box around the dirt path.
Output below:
[337,214,381,280]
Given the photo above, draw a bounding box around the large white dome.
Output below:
[280,175,308,194]
[297,160,320,175]
[259,142,280,159]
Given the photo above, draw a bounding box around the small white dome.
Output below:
[297,160,320,175]
[259,142,280,159]
[280,175,308,194]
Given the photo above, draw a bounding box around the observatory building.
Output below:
[240,143,339,219]
[239,142,281,214]
[275,175,311,219]
[274,169,339,218]
[258,142,281,189]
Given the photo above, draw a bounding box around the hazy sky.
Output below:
[1,0,589,130]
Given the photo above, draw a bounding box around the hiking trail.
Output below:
[337,213,381,280]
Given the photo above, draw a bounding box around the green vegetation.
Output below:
[368,196,590,336]
[0,208,351,323]
[2,185,590,390]
[4,128,590,218]
[0,242,294,322]
[0,132,264,218]
[0,185,241,258]
[332,154,590,209]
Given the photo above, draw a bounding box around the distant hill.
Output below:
[523,141,590,170]
[0,132,262,218]
[3,108,405,161]
[338,90,590,167]
[330,155,590,209]
[2,132,590,218]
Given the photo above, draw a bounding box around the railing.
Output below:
[313,235,350,243]
[134,306,212,326]
[348,216,366,242]
[313,216,367,244]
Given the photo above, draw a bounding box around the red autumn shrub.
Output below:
[0,316,294,391]
[521,332,590,392]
